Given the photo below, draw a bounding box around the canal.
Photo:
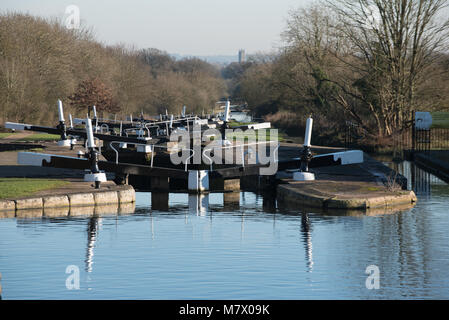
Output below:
[1,159,449,299]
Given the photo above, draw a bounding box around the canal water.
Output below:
[1,160,449,299]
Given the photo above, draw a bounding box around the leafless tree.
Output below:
[326,0,449,135]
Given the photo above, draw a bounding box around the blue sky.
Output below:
[0,0,314,56]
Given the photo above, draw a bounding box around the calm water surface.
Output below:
[1,160,449,299]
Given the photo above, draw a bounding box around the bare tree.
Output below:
[326,0,449,135]
[68,78,120,116]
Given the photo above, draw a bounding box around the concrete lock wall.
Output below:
[93,191,119,205]
[68,193,96,207]
[0,185,136,216]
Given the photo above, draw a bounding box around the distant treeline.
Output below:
[0,13,227,125]
[2,2,449,148]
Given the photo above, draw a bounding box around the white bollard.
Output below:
[84,172,107,183]
[293,171,315,181]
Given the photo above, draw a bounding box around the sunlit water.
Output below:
[1,161,449,299]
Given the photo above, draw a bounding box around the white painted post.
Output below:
[224,100,231,122]
[304,117,313,147]
[68,113,76,148]
[57,100,71,147]
[170,114,174,128]
[86,118,96,148]
[294,116,315,181]
[92,105,97,119]
[58,99,65,122]
[84,118,106,185]
[182,105,186,117]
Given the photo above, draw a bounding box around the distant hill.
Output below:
[170,53,238,66]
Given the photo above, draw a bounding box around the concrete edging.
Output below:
[0,185,136,215]
[277,184,417,211]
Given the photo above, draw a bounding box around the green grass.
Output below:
[228,121,254,128]
[0,132,12,139]
[430,112,449,129]
[19,133,61,141]
[0,178,69,199]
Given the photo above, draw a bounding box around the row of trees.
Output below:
[228,0,449,144]
[0,13,227,125]
[2,2,448,144]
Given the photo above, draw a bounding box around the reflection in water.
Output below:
[188,194,209,216]
[223,192,240,211]
[301,212,313,272]
[3,163,449,299]
[152,192,169,211]
[85,217,101,273]
[389,160,446,198]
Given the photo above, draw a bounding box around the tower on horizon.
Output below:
[238,49,245,64]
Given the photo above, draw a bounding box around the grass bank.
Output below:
[0,178,69,199]
[0,133,12,139]
[18,133,61,142]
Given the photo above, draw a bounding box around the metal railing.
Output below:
[202,141,279,171]
[109,141,195,172]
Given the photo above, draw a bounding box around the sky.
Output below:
[0,0,314,56]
